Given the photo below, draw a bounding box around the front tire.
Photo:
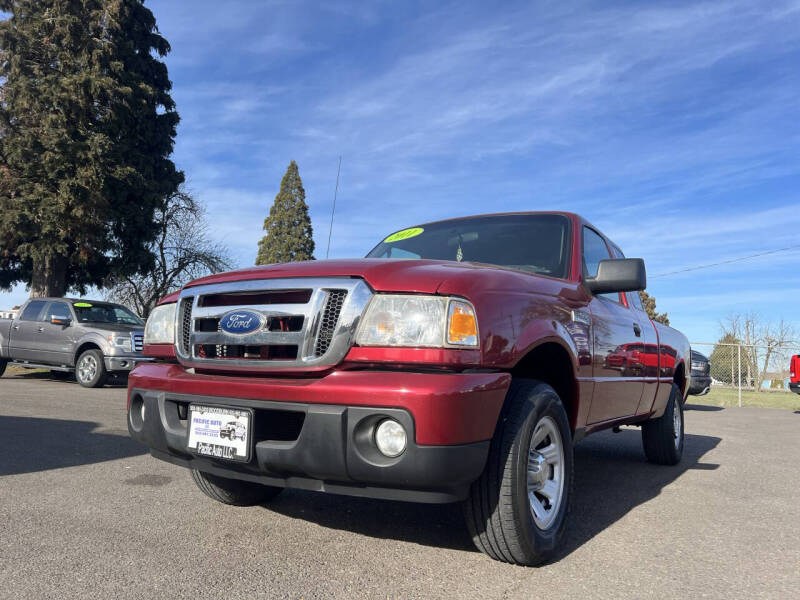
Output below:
[642,382,684,465]
[0,360,7,377]
[463,380,574,566]
[76,349,108,388]
[191,469,283,506]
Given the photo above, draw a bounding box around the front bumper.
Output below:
[105,356,153,372]
[127,363,510,503]
[790,382,800,395]
[688,375,711,396]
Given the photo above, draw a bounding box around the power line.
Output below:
[325,156,341,260]
[651,244,800,278]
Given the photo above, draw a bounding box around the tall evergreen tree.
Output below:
[0,0,183,297]
[256,160,315,264]
[638,290,669,325]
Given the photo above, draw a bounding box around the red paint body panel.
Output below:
[790,355,800,384]
[129,362,510,445]
[143,343,176,359]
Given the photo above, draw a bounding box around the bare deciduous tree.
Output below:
[719,313,797,392]
[104,190,233,318]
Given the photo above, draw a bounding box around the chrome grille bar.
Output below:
[174,278,372,371]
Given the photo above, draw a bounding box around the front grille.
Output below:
[179,297,193,355]
[131,332,144,352]
[314,290,347,357]
[174,278,371,371]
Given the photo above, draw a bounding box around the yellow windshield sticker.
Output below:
[74,302,93,307]
[384,227,424,243]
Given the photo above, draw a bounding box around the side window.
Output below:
[628,290,645,311]
[20,300,47,321]
[582,227,611,278]
[45,302,72,322]
[583,227,621,303]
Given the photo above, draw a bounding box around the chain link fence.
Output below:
[691,342,800,406]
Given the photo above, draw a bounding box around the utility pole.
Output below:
[326,156,341,259]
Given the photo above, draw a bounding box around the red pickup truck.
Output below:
[127,211,690,565]
[790,355,800,394]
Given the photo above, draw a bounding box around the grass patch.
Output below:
[690,387,800,411]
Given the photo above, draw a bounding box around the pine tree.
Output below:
[638,290,670,325]
[256,161,315,264]
[0,0,183,297]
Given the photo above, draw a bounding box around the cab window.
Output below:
[583,227,621,303]
[20,300,47,321]
[45,302,72,322]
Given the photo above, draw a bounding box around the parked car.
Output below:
[790,355,800,395]
[0,298,150,387]
[127,211,691,566]
[688,350,711,395]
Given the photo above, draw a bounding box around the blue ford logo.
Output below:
[219,310,263,335]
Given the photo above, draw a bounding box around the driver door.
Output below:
[584,227,645,423]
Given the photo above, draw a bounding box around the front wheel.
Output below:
[0,359,7,377]
[641,382,684,465]
[463,380,574,566]
[76,349,108,388]
[191,469,283,506]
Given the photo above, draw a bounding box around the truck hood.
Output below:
[180,258,577,301]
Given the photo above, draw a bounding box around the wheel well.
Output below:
[74,343,102,365]
[674,362,687,396]
[510,342,578,431]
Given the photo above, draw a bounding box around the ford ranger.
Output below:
[0,298,149,387]
[127,211,691,565]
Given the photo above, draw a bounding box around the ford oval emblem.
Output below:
[219,310,263,335]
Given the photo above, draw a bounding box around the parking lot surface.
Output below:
[1,372,799,599]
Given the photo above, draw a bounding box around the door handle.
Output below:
[633,323,642,337]
[37,327,44,332]
[12,325,19,330]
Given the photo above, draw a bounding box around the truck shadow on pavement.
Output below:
[0,416,146,476]
[263,429,720,557]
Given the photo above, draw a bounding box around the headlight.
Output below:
[355,295,478,348]
[108,334,133,352]
[691,361,704,372]
[144,303,176,345]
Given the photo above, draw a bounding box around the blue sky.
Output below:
[3,0,799,343]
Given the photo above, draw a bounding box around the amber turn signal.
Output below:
[447,300,478,347]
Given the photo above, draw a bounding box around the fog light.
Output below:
[374,419,407,457]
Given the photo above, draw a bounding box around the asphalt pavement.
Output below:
[1,371,798,599]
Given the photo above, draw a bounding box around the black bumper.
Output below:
[128,388,489,504]
[790,382,800,395]
[688,375,712,396]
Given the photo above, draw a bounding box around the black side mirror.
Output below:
[585,258,647,295]
[51,315,72,326]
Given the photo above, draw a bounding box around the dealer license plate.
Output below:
[187,404,252,463]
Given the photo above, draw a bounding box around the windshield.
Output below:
[366,214,571,278]
[72,302,144,326]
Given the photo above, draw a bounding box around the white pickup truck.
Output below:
[0,297,149,387]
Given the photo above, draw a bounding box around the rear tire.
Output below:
[0,360,7,377]
[191,469,283,506]
[76,349,108,388]
[463,380,574,566]
[642,383,684,465]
